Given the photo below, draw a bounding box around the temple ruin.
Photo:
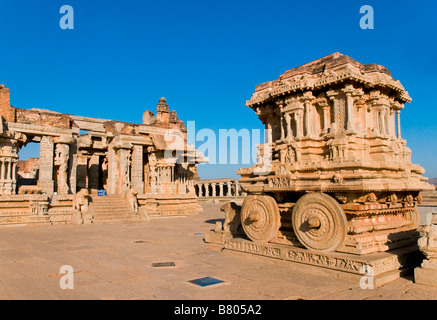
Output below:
[0,86,206,225]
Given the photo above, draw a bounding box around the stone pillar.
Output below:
[107,143,117,195]
[363,106,368,135]
[342,86,355,131]
[131,145,144,193]
[1,159,5,180]
[235,183,240,196]
[219,182,224,197]
[204,183,209,197]
[304,101,311,137]
[39,136,54,194]
[294,112,303,139]
[280,116,285,140]
[54,143,70,194]
[321,106,330,134]
[211,183,216,197]
[389,109,396,138]
[226,181,232,197]
[396,110,401,139]
[116,148,132,194]
[198,184,203,197]
[6,159,11,180]
[285,113,292,140]
[69,140,78,194]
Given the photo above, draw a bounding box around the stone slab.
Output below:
[414,267,437,287]
[205,232,423,287]
[418,206,437,226]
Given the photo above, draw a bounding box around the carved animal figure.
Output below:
[220,201,243,235]
[72,188,90,212]
[124,188,139,213]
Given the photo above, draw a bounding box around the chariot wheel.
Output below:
[240,195,280,243]
[291,193,347,252]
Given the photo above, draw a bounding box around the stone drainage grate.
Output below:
[151,262,176,268]
[188,276,224,287]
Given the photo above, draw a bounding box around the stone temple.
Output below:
[0,86,206,225]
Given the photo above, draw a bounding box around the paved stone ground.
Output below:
[0,203,437,300]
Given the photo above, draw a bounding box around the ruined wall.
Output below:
[0,85,14,122]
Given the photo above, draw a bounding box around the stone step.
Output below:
[93,215,141,223]
[88,194,140,224]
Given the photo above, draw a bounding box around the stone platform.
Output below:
[205,232,423,287]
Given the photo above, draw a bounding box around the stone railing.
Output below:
[194,179,246,202]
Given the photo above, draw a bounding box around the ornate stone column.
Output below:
[39,136,55,195]
[316,95,330,135]
[131,145,144,193]
[302,92,315,137]
[285,113,293,140]
[0,158,5,180]
[342,85,355,131]
[54,143,70,194]
[294,111,304,139]
[219,182,224,197]
[116,147,132,194]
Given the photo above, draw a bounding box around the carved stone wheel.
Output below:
[240,195,280,243]
[291,193,347,252]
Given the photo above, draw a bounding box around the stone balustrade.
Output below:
[194,179,245,200]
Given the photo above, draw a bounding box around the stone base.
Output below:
[205,231,423,287]
[414,259,437,287]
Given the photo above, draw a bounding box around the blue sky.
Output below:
[1,0,436,179]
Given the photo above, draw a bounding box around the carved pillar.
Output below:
[6,159,11,180]
[389,109,396,138]
[235,183,240,196]
[294,111,304,139]
[116,148,132,194]
[300,93,314,137]
[285,113,293,140]
[318,100,330,134]
[304,101,311,137]
[1,158,5,180]
[211,183,216,197]
[54,143,70,194]
[39,136,54,195]
[219,182,224,197]
[342,86,355,131]
[346,93,354,130]
[131,145,144,193]
[396,110,401,139]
